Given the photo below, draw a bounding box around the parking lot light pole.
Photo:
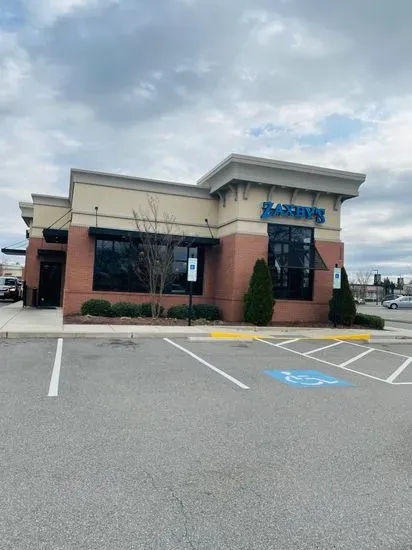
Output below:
[375,269,380,305]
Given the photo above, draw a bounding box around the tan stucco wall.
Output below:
[71,182,218,237]
[216,184,342,241]
[26,171,347,241]
[31,204,71,238]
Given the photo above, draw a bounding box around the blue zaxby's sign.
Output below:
[261,201,326,224]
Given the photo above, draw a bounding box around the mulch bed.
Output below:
[63,315,362,329]
[64,315,228,326]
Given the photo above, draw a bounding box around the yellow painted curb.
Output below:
[323,333,371,341]
[209,332,371,341]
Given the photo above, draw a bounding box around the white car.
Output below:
[382,296,412,309]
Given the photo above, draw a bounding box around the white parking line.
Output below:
[48,338,63,397]
[343,340,411,359]
[338,348,374,368]
[386,357,412,384]
[304,341,343,355]
[274,338,300,347]
[164,338,250,390]
[256,338,389,384]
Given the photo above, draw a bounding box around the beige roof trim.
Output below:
[19,201,34,227]
[197,153,366,188]
[31,194,71,208]
[69,168,208,202]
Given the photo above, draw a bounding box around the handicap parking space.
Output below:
[182,338,358,390]
[260,338,412,386]
[183,336,412,390]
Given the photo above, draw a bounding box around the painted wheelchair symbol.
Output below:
[280,371,340,386]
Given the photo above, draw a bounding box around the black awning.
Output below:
[273,246,329,271]
[37,249,66,258]
[1,248,26,256]
[313,247,328,271]
[88,226,220,246]
[43,229,68,244]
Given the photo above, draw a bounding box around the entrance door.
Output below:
[38,262,62,307]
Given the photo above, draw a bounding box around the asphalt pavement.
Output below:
[1,337,411,549]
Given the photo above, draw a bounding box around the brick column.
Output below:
[313,240,344,304]
[201,246,218,302]
[63,227,95,315]
[214,234,268,322]
[24,238,42,288]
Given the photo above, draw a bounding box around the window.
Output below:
[267,224,314,300]
[0,277,17,286]
[93,239,204,295]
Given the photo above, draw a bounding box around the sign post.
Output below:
[332,265,341,328]
[187,257,198,326]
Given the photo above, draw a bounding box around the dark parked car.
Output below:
[0,277,22,302]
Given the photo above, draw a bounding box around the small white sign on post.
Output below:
[187,257,198,282]
[333,267,342,290]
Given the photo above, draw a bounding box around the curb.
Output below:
[209,332,271,339]
[208,332,372,342]
[323,333,371,341]
[0,331,213,339]
[369,338,412,345]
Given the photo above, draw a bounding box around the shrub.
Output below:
[354,313,385,330]
[167,304,190,319]
[193,304,221,321]
[110,302,142,318]
[141,302,164,317]
[81,299,112,317]
[167,303,222,321]
[243,259,274,326]
[328,266,356,326]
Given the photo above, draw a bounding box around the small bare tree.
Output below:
[356,271,372,301]
[131,195,185,317]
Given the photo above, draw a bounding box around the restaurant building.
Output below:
[3,154,365,322]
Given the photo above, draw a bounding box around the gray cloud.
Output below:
[24,0,412,127]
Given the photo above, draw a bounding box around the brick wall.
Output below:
[25,237,66,288]
[313,240,343,303]
[63,227,217,315]
[273,240,343,323]
[214,233,268,321]
[24,237,67,305]
[62,227,344,323]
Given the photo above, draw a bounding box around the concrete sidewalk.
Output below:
[1,302,412,342]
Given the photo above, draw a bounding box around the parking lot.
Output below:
[360,303,412,325]
[1,336,411,549]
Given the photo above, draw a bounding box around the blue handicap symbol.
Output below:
[263,369,352,388]
[190,265,196,270]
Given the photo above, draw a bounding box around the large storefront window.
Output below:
[93,239,204,295]
[268,224,314,300]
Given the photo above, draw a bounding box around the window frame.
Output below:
[92,238,204,296]
[267,224,315,301]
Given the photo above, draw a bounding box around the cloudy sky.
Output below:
[1,0,411,279]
